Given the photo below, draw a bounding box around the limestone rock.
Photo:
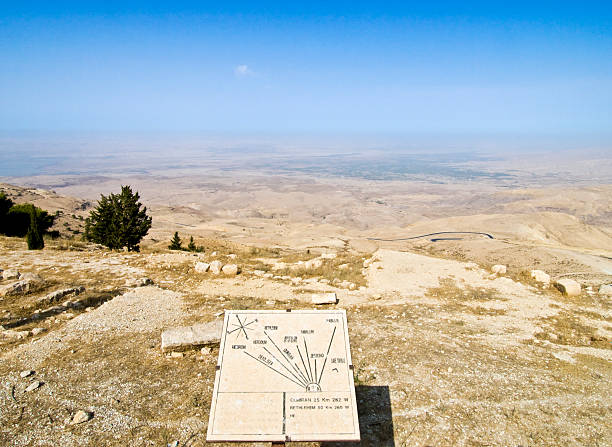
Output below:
[70,410,93,425]
[0,274,44,297]
[210,260,223,274]
[38,286,85,305]
[2,329,30,339]
[320,253,337,259]
[31,327,45,336]
[599,284,612,296]
[554,279,581,296]
[312,293,338,305]
[1,269,20,280]
[491,264,507,275]
[161,319,223,352]
[221,264,240,275]
[20,370,35,378]
[530,270,551,286]
[25,381,42,392]
[195,262,210,273]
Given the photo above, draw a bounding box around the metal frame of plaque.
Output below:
[206,309,360,442]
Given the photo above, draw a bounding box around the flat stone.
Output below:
[554,278,581,296]
[530,269,551,285]
[312,292,338,305]
[70,410,93,425]
[599,284,612,296]
[210,260,223,274]
[31,327,45,336]
[221,264,240,275]
[20,370,35,378]
[195,262,210,273]
[491,264,507,275]
[161,319,223,352]
[25,381,42,392]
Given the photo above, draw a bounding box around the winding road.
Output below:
[367,231,494,242]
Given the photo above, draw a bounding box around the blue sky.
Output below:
[1,1,611,139]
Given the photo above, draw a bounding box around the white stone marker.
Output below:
[206,309,360,443]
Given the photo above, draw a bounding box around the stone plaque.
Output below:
[206,310,360,442]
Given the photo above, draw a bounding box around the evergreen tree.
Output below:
[187,235,196,251]
[26,204,44,249]
[169,232,183,250]
[85,186,152,252]
[0,192,13,234]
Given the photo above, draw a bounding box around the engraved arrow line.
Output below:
[304,337,314,383]
[243,352,304,388]
[262,346,308,388]
[296,344,312,383]
[317,326,336,386]
[264,331,310,387]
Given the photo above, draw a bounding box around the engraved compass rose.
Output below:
[227,315,257,340]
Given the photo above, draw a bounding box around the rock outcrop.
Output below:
[491,264,507,275]
[221,264,240,275]
[161,320,223,352]
[530,269,551,286]
[210,260,223,274]
[195,262,210,273]
[38,286,85,305]
[311,293,338,305]
[554,278,581,296]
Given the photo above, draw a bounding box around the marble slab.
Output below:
[206,309,360,442]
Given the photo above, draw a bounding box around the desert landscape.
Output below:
[0,146,610,446]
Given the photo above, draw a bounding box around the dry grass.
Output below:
[427,277,504,302]
[535,311,610,349]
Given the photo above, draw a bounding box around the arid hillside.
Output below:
[0,179,611,446]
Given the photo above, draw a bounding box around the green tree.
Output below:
[85,186,152,252]
[1,202,54,239]
[169,232,183,250]
[0,192,14,234]
[187,235,196,251]
[26,204,44,249]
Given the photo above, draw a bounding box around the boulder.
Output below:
[221,264,240,275]
[312,293,338,305]
[491,265,507,275]
[320,253,337,259]
[70,410,93,425]
[210,260,223,274]
[530,270,551,286]
[1,269,20,280]
[554,279,581,296]
[598,284,612,296]
[25,381,42,392]
[161,319,223,352]
[38,286,85,305]
[0,275,45,297]
[194,262,210,273]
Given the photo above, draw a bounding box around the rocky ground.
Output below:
[1,231,610,446]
